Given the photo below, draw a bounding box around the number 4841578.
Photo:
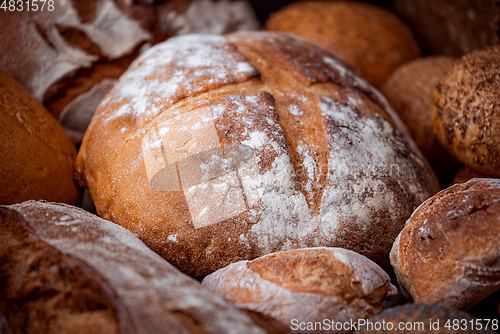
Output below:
[1,0,55,11]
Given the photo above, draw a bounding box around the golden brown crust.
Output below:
[0,70,80,206]
[381,56,460,185]
[431,45,500,177]
[77,32,438,278]
[265,1,420,88]
[355,303,496,333]
[202,248,397,334]
[390,178,500,310]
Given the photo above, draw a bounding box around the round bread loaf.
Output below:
[452,166,489,185]
[354,303,496,334]
[0,0,258,143]
[0,69,80,206]
[390,178,500,310]
[381,56,460,186]
[202,247,397,334]
[264,1,420,88]
[0,201,267,334]
[76,31,439,278]
[431,45,500,177]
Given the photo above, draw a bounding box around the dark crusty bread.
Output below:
[0,70,80,206]
[393,0,500,57]
[265,1,420,88]
[76,31,439,278]
[381,56,460,186]
[0,0,258,143]
[391,178,500,310]
[0,201,267,334]
[431,45,500,177]
[354,303,496,333]
[202,247,397,334]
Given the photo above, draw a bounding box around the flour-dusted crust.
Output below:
[77,31,439,277]
[202,248,397,334]
[431,45,500,177]
[0,0,259,143]
[0,70,80,206]
[0,201,266,334]
[390,178,500,310]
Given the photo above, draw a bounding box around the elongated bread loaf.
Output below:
[0,201,267,334]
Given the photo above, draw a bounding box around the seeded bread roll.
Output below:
[381,56,460,186]
[0,69,80,205]
[354,303,496,333]
[76,31,439,278]
[390,178,500,310]
[431,45,500,177]
[265,1,420,88]
[0,0,258,143]
[0,201,267,334]
[202,247,397,334]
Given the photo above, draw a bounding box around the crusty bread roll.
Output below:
[354,303,496,333]
[431,45,500,177]
[265,1,420,88]
[381,56,460,186]
[76,31,439,278]
[0,70,80,206]
[0,201,267,334]
[391,178,500,310]
[393,0,500,57]
[202,248,397,334]
[0,0,258,143]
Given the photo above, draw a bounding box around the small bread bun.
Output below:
[76,31,439,278]
[0,70,80,205]
[0,201,266,334]
[381,56,460,186]
[202,248,397,334]
[265,1,420,88]
[354,303,496,334]
[452,166,489,185]
[431,45,500,177]
[390,178,500,310]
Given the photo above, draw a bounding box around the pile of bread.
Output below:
[1,0,499,333]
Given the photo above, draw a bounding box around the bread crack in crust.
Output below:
[77,32,439,278]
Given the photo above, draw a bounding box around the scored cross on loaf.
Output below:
[76,32,439,278]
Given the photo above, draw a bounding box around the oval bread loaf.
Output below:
[202,247,397,334]
[76,31,439,278]
[0,201,267,334]
[391,178,500,310]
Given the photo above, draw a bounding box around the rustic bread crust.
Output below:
[431,45,500,177]
[202,247,397,334]
[0,70,80,205]
[76,31,439,278]
[265,1,420,88]
[0,201,267,334]
[381,56,460,186]
[390,178,500,310]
